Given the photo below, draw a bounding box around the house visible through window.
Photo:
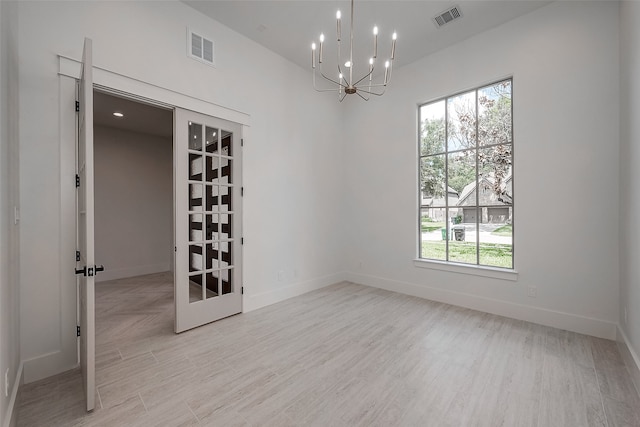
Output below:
[418,78,513,269]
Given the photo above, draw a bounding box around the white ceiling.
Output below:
[94,1,553,135]
[94,91,173,138]
[183,1,553,71]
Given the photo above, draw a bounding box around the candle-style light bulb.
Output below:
[373,26,378,58]
[369,58,374,81]
[319,33,324,63]
[391,32,397,60]
[336,10,341,41]
[311,42,316,68]
[384,60,390,84]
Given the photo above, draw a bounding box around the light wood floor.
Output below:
[18,272,640,426]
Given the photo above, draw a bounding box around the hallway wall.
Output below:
[619,0,640,393]
[0,1,21,426]
[94,125,173,282]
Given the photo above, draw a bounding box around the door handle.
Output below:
[74,265,104,276]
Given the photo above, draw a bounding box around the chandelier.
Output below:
[311,0,396,101]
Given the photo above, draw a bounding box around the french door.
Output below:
[76,37,96,412]
[174,108,243,333]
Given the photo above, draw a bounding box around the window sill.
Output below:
[413,259,518,281]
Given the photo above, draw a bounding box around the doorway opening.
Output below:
[92,90,176,350]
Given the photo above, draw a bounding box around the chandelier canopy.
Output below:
[311,0,396,101]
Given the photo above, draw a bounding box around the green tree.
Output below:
[450,82,512,205]
[477,82,512,204]
[420,81,512,205]
[448,158,475,195]
[420,118,445,199]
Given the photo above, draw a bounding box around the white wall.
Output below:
[344,1,620,339]
[619,0,640,390]
[16,0,628,387]
[18,1,344,382]
[0,1,21,426]
[94,126,173,282]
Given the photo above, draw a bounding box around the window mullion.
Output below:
[444,99,449,262]
[475,89,480,266]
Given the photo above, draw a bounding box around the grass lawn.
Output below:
[421,240,513,268]
[421,219,445,233]
[491,224,512,236]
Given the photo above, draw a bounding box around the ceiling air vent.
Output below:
[433,6,462,28]
[188,29,215,67]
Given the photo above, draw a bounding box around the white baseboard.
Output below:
[2,361,23,427]
[244,272,347,312]
[95,263,171,283]
[616,325,640,399]
[347,272,617,340]
[22,350,77,384]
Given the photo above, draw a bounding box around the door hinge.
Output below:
[76,326,81,337]
[241,237,244,245]
[75,101,80,112]
[241,286,244,295]
[76,251,81,262]
[241,187,244,197]
[241,139,244,147]
[75,174,80,188]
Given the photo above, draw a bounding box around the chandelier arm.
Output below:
[319,60,347,87]
[319,70,345,87]
[337,64,349,86]
[314,69,346,91]
[355,91,370,101]
[359,82,388,89]
[352,69,374,87]
[337,38,344,84]
[355,86,386,96]
[337,24,342,75]
[338,92,347,102]
[314,88,345,93]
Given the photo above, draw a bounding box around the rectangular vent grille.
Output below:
[433,6,462,28]
[188,29,215,67]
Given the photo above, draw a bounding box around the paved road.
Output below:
[422,223,511,244]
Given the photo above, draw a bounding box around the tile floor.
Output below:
[17,272,640,426]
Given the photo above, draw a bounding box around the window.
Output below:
[418,79,513,269]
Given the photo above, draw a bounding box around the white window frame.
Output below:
[416,78,516,277]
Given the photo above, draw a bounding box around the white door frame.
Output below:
[58,55,250,127]
[58,54,250,349]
